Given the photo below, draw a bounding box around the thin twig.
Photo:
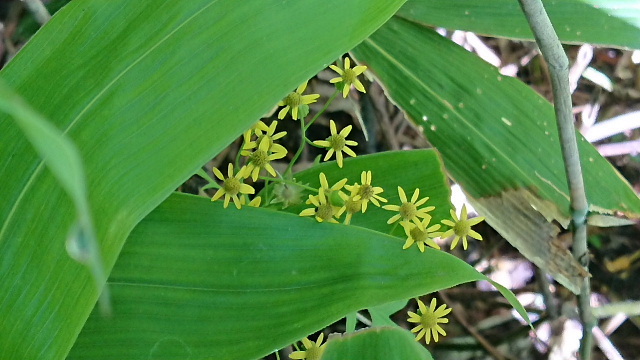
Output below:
[515,1,593,359]
[22,0,51,25]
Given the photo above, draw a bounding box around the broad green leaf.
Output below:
[398,0,640,49]
[0,81,110,312]
[322,327,434,360]
[268,149,452,236]
[352,17,640,293]
[69,193,525,360]
[0,1,406,358]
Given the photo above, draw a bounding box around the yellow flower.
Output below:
[312,120,358,168]
[319,172,347,202]
[241,136,288,181]
[345,170,386,212]
[211,163,255,209]
[329,57,367,98]
[290,333,326,360]
[278,81,320,120]
[382,187,435,229]
[339,188,362,225]
[401,218,442,252]
[243,120,288,157]
[299,188,343,223]
[441,205,485,250]
[240,195,262,207]
[407,298,452,344]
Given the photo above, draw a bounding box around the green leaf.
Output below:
[352,17,640,293]
[69,193,525,359]
[322,327,434,360]
[369,299,408,327]
[398,0,640,49]
[270,149,452,236]
[0,1,406,358]
[0,81,110,312]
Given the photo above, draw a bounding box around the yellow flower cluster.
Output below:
[299,171,386,225]
[210,120,290,209]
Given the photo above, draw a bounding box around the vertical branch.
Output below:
[22,0,51,26]
[516,1,594,359]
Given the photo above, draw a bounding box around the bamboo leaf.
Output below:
[352,17,640,293]
[0,1,406,358]
[69,193,525,360]
[0,81,109,312]
[398,0,640,49]
[322,327,434,360]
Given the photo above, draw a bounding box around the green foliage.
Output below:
[322,327,434,360]
[1,0,638,359]
[399,0,640,49]
[352,16,640,293]
[69,192,523,359]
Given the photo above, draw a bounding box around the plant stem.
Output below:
[516,1,593,359]
[22,0,50,25]
[305,90,339,131]
[197,168,220,190]
[286,90,340,174]
[286,116,308,175]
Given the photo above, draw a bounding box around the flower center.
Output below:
[249,149,269,167]
[328,134,346,151]
[305,346,323,360]
[316,203,335,221]
[343,68,356,84]
[420,311,438,328]
[409,227,428,243]
[223,178,241,196]
[453,221,471,237]
[284,92,302,107]
[399,202,417,221]
[358,184,374,200]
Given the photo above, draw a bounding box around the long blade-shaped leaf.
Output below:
[398,0,640,49]
[69,193,523,360]
[322,327,434,360]
[352,17,640,293]
[0,81,109,312]
[0,1,405,358]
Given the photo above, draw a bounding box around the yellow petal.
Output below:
[340,124,353,137]
[329,64,343,75]
[211,189,225,201]
[299,208,316,217]
[329,120,337,135]
[353,65,367,75]
[278,106,289,119]
[353,79,366,93]
[212,167,225,181]
[343,147,357,158]
[297,81,308,94]
[240,183,255,195]
[398,186,407,203]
